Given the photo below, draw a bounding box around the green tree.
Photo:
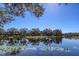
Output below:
[52,29,62,36]
[7,28,19,35]
[0,28,5,40]
[42,28,53,36]
[19,28,29,38]
[0,28,5,35]
[7,28,21,40]
[0,3,44,27]
[30,28,41,36]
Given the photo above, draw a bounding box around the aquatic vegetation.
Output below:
[0,45,26,54]
[43,46,71,52]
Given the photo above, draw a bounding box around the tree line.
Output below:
[0,28,62,36]
[63,32,79,39]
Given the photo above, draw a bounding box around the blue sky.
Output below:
[3,3,79,33]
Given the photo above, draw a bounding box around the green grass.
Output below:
[7,36,62,39]
[26,36,50,39]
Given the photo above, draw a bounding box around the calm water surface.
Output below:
[0,38,79,56]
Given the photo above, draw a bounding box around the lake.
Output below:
[0,37,79,56]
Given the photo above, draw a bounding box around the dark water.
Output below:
[0,37,79,56]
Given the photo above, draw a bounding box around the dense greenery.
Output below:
[0,3,44,27]
[63,32,79,39]
[0,28,62,36]
[0,3,68,27]
[0,28,63,42]
[0,3,78,40]
[0,27,79,40]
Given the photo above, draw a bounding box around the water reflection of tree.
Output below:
[51,37,62,44]
[42,37,62,44]
[28,38,40,45]
[27,37,62,45]
[0,38,28,46]
[0,45,24,55]
[0,39,27,54]
[27,37,63,51]
[0,40,4,45]
[42,37,62,51]
[42,38,52,51]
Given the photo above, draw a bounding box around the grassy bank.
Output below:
[8,36,62,39]
[26,36,51,39]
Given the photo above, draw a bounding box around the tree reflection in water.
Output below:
[42,37,62,51]
[28,38,41,45]
[0,38,28,55]
[42,37,70,52]
[51,37,62,44]
[0,45,26,55]
[0,37,71,55]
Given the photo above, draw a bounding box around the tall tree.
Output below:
[42,28,53,36]
[30,28,41,36]
[52,29,62,36]
[0,3,44,27]
[7,28,19,35]
[0,28,5,35]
